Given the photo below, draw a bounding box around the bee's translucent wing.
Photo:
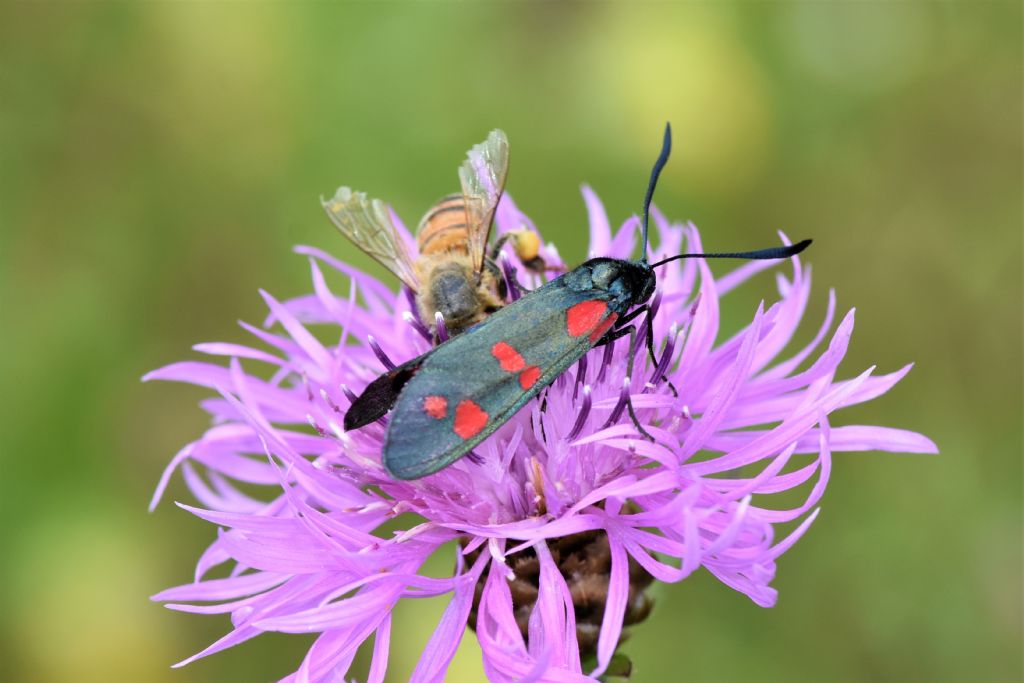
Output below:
[458,129,509,275]
[322,186,419,291]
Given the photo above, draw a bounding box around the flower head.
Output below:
[148,188,936,682]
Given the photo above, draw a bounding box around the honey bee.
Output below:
[323,130,547,338]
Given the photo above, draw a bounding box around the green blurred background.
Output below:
[1,2,1020,682]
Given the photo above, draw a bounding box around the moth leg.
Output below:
[624,325,656,441]
[597,306,675,397]
[613,305,658,367]
[600,304,660,371]
[591,324,633,348]
[593,303,649,349]
[642,306,658,370]
[616,305,675,394]
[599,324,656,441]
[612,303,648,329]
[646,308,679,397]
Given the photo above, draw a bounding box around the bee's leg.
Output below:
[492,231,560,275]
[491,231,535,266]
[497,254,520,301]
[496,253,534,301]
[481,256,503,290]
[536,258,567,274]
[489,233,513,261]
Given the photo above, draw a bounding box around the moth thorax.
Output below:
[416,194,471,256]
[462,530,655,659]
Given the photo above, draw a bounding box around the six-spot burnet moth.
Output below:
[344,123,812,480]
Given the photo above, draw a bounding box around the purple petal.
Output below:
[679,303,764,459]
[592,534,628,678]
[528,543,580,671]
[154,571,288,602]
[256,582,404,633]
[259,289,333,371]
[410,551,490,683]
[581,185,611,258]
[366,614,392,683]
[193,342,290,367]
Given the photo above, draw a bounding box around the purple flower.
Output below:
[147,188,936,682]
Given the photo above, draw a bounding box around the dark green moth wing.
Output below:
[382,280,620,479]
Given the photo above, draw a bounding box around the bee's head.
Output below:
[430,263,480,325]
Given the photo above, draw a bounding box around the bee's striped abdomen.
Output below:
[417,194,470,256]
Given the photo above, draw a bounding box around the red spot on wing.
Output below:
[453,399,489,439]
[566,300,609,337]
[423,395,448,419]
[519,365,541,390]
[491,341,526,373]
[588,312,619,343]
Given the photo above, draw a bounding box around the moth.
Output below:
[345,124,811,479]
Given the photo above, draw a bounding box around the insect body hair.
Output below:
[414,253,504,335]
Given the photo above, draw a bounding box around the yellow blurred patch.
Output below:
[582,5,774,198]
[8,503,179,683]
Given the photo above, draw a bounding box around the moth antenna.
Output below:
[641,122,672,264]
[650,239,812,268]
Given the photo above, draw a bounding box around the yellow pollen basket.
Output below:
[508,229,540,261]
